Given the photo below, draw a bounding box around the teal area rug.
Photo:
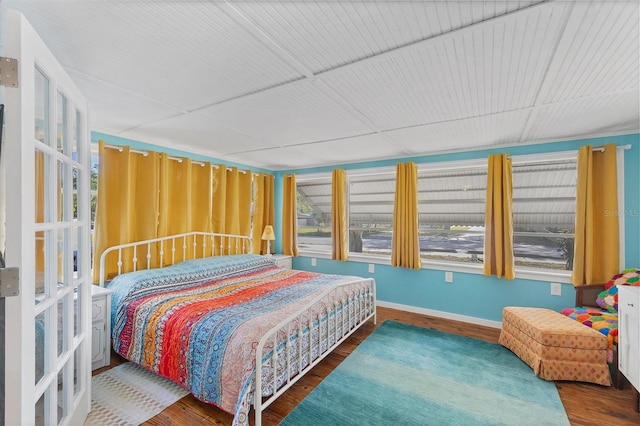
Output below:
[280,321,569,426]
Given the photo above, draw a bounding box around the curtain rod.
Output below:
[103,144,262,175]
[506,144,631,161]
[103,143,148,156]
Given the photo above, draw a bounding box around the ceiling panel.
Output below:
[524,91,640,142]
[318,1,570,131]
[196,80,374,146]
[289,133,411,167]
[67,70,183,134]
[120,113,276,159]
[222,146,324,170]
[232,1,545,74]
[7,1,304,111]
[386,109,532,154]
[539,1,640,104]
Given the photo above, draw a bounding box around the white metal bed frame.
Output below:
[98,232,376,426]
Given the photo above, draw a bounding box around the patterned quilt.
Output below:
[108,254,371,426]
[561,306,617,362]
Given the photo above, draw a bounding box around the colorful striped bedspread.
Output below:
[108,254,371,426]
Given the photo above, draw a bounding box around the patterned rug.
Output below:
[85,362,188,426]
[280,320,570,426]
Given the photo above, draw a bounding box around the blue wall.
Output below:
[279,133,640,323]
[93,131,640,324]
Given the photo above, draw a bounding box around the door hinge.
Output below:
[0,267,20,297]
[0,57,19,88]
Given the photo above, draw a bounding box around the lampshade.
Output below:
[261,225,275,241]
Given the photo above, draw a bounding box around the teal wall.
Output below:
[278,133,640,323]
[93,130,640,323]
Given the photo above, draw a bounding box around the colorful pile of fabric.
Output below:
[597,267,640,313]
[560,306,618,352]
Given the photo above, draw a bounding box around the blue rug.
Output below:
[280,320,569,426]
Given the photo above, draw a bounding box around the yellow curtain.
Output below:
[91,140,160,283]
[190,161,214,255]
[212,164,227,256]
[331,169,348,261]
[35,150,45,291]
[282,174,299,256]
[572,144,619,285]
[212,166,252,254]
[158,155,191,265]
[252,173,275,254]
[391,162,421,269]
[238,171,253,243]
[483,154,515,279]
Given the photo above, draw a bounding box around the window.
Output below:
[296,175,332,253]
[348,172,396,256]
[511,156,577,271]
[296,153,581,273]
[417,166,487,264]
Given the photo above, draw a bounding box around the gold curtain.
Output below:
[35,150,45,225]
[238,172,253,243]
[282,174,299,256]
[331,169,348,261]
[35,151,45,290]
[483,154,515,279]
[572,144,619,285]
[190,162,214,254]
[391,162,421,269]
[252,173,275,254]
[212,164,228,255]
[212,166,252,254]
[191,163,214,232]
[158,156,192,265]
[91,140,160,283]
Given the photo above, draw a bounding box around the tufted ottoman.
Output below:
[499,307,611,386]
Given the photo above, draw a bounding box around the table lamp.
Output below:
[261,225,275,256]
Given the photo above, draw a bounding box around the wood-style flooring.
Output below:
[95,306,640,425]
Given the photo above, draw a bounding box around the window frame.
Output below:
[295,148,626,284]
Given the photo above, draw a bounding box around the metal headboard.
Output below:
[98,231,252,286]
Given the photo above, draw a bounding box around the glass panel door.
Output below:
[2,9,91,425]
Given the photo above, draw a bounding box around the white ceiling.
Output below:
[4,0,640,170]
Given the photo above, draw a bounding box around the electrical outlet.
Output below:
[445,271,453,283]
[368,264,375,273]
[311,258,316,267]
[550,282,562,296]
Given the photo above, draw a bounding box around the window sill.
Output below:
[297,250,573,283]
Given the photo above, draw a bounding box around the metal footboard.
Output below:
[254,277,376,426]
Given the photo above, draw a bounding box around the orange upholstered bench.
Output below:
[499,307,611,386]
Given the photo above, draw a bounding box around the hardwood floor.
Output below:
[95,306,640,425]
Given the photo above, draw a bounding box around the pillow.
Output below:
[597,267,640,313]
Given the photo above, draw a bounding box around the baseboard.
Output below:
[376,300,502,329]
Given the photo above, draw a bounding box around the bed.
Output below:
[98,231,376,426]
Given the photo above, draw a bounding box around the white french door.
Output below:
[1,9,92,426]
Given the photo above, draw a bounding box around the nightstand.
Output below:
[269,254,292,269]
[91,285,112,370]
[618,285,640,412]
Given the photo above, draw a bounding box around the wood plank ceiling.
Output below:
[3,1,639,170]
